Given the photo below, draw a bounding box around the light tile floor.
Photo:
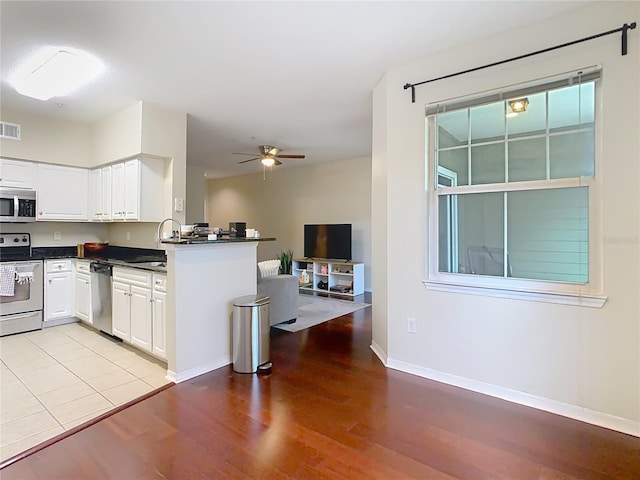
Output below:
[0,322,171,462]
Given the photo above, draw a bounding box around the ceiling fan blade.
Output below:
[233,152,259,156]
[274,159,283,166]
[276,154,305,159]
[238,157,259,164]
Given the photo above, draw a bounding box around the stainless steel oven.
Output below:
[0,234,43,336]
[0,188,37,222]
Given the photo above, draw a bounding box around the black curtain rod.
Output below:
[403,21,637,103]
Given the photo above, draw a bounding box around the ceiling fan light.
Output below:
[261,157,275,167]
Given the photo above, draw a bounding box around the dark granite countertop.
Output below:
[16,246,168,273]
[161,237,275,245]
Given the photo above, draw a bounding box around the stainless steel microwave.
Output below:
[0,188,36,222]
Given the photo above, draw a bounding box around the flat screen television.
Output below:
[304,224,352,261]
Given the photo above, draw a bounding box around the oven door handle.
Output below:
[0,311,40,320]
[9,262,41,269]
[14,195,19,218]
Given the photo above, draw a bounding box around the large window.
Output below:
[426,71,603,302]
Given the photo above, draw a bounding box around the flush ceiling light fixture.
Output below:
[508,97,529,114]
[10,47,104,101]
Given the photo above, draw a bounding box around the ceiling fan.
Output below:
[233,145,305,167]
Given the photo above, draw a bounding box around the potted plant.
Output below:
[278,249,293,275]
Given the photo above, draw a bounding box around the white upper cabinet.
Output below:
[111,157,165,222]
[124,159,140,220]
[111,162,125,220]
[90,165,112,221]
[37,164,89,221]
[0,158,37,189]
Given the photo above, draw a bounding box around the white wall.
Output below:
[207,156,372,290]
[372,1,640,434]
[0,108,92,166]
[0,222,108,247]
[91,102,143,167]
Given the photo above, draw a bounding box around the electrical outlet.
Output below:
[53,231,61,241]
[126,231,131,241]
[174,197,184,212]
[407,317,417,334]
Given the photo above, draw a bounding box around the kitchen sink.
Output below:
[134,261,166,268]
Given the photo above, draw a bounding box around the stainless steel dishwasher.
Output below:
[90,262,113,335]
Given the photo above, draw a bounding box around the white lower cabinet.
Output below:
[112,280,132,340]
[44,260,75,323]
[130,285,152,351]
[75,273,92,323]
[151,274,167,360]
[112,267,166,359]
[75,260,92,324]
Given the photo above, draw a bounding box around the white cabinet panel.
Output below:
[111,162,125,220]
[90,166,113,221]
[45,263,74,322]
[101,166,112,221]
[112,280,131,341]
[129,285,152,352]
[152,273,167,360]
[75,273,92,323]
[0,159,37,189]
[124,159,139,220]
[37,164,89,221]
[110,158,164,222]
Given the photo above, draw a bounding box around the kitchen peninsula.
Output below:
[162,237,274,382]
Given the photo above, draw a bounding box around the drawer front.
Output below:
[113,266,152,288]
[152,274,167,292]
[46,259,73,273]
[76,260,91,273]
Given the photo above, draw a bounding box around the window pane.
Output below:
[508,187,588,283]
[471,143,504,185]
[438,148,468,186]
[437,110,468,147]
[470,102,504,144]
[438,192,504,275]
[549,130,594,178]
[508,137,546,182]
[549,82,595,132]
[507,92,546,138]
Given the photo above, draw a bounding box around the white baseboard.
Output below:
[370,341,387,366]
[167,356,231,384]
[387,357,639,438]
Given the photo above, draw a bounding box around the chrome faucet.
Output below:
[156,218,182,247]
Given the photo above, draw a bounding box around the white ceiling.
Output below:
[0,1,591,178]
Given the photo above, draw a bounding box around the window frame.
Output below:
[424,72,606,307]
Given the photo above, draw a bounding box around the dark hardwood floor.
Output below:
[3,292,640,479]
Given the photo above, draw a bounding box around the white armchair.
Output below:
[257,260,298,326]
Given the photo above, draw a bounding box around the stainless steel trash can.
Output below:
[232,295,272,374]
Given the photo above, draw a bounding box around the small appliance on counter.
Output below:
[193,223,211,237]
[229,222,246,238]
[180,223,211,238]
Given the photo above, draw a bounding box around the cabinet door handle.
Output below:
[48,279,52,284]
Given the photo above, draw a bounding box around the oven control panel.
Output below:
[0,233,31,248]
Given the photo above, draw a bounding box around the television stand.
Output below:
[292,258,364,297]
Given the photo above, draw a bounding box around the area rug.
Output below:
[272,294,370,332]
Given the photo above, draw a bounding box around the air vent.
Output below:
[0,121,21,140]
